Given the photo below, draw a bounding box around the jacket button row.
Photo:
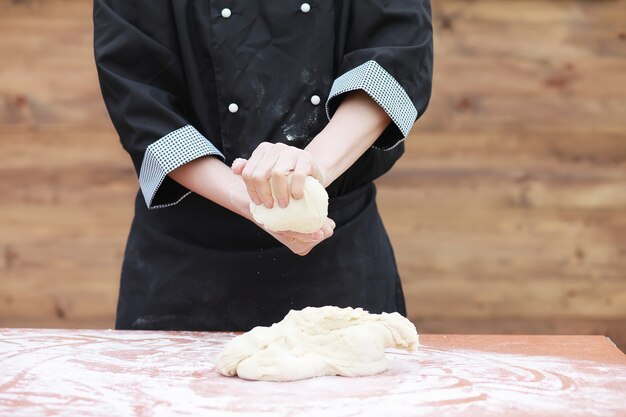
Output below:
[222,4,314,114]
[228,97,318,114]
[222,5,311,18]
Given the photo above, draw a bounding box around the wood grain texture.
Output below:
[0,1,625,349]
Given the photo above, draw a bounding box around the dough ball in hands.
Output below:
[250,175,328,234]
[214,306,419,382]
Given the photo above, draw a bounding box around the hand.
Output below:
[224,167,335,256]
[232,142,325,209]
[166,154,335,256]
[266,217,336,256]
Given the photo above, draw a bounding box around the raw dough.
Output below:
[215,306,419,381]
[250,175,328,233]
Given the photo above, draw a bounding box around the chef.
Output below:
[93,0,433,331]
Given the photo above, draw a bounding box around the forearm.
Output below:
[170,155,333,255]
[168,156,253,221]
[167,90,390,218]
[305,90,392,187]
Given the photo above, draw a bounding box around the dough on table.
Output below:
[250,175,328,234]
[214,306,419,382]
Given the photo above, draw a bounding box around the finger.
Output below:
[251,148,282,208]
[320,221,334,239]
[270,172,290,209]
[271,152,299,208]
[242,147,268,206]
[308,161,324,185]
[291,158,311,200]
[231,158,247,175]
[242,144,268,176]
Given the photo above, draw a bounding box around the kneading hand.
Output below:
[228,177,333,256]
[231,142,325,209]
[231,142,334,255]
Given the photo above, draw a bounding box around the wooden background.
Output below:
[1,0,625,349]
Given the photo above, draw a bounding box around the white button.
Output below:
[228,103,239,113]
[310,95,321,105]
[221,8,232,18]
[300,3,311,13]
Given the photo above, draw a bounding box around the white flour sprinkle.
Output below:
[0,329,624,417]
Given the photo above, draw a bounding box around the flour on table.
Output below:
[215,306,419,382]
[250,175,328,234]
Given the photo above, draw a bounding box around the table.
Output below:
[1,329,625,417]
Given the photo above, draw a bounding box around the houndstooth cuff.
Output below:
[325,60,418,150]
[139,125,224,209]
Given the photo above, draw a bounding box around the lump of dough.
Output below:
[214,306,419,382]
[250,175,328,233]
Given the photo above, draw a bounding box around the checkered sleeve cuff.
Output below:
[325,60,418,150]
[139,125,224,209]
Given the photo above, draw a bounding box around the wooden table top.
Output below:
[1,329,625,417]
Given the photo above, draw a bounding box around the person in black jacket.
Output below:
[93,0,433,331]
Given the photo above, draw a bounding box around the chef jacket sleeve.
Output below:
[93,0,224,209]
[326,0,433,150]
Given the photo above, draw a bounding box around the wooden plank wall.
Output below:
[1,1,625,348]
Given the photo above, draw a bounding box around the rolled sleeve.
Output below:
[139,125,225,209]
[325,60,418,150]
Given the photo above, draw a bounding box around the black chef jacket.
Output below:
[93,0,433,331]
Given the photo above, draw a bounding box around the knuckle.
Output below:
[242,170,253,181]
[271,167,284,177]
[287,150,301,160]
[251,171,265,182]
